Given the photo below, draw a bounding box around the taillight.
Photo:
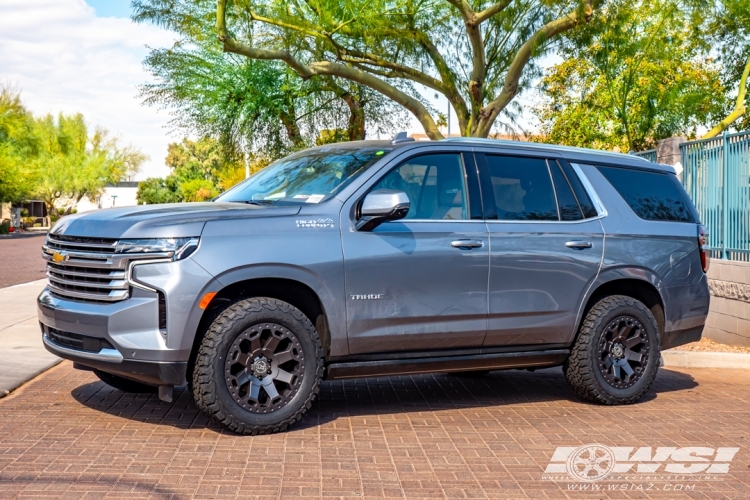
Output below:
[698,225,710,273]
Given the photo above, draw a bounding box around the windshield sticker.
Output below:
[264,191,286,200]
[305,194,325,204]
[293,194,310,199]
[296,218,335,229]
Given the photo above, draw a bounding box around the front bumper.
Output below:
[37,258,216,386]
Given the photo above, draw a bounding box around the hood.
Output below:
[51,203,301,239]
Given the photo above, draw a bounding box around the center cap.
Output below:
[611,343,624,359]
[253,358,269,374]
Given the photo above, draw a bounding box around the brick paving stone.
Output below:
[0,362,749,499]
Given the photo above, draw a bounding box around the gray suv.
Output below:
[38,138,710,434]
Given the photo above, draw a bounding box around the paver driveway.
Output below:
[0,361,748,499]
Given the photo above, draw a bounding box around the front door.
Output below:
[341,152,489,355]
[476,153,604,347]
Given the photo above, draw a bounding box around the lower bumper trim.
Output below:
[44,337,187,386]
[43,334,123,363]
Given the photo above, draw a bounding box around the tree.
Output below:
[133,0,409,157]
[136,177,183,204]
[137,137,257,204]
[31,113,146,217]
[0,86,37,204]
[534,0,724,152]
[700,0,750,138]
[133,0,594,140]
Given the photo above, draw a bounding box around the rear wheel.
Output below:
[192,297,324,435]
[94,370,156,393]
[564,295,660,405]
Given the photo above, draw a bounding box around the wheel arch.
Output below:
[576,271,666,344]
[187,268,339,385]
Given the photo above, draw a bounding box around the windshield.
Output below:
[216,146,392,205]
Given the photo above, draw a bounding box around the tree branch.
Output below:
[703,55,750,139]
[217,0,442,139]
[475,5,591,137]
[475,0,514,25]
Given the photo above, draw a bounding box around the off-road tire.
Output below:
[94,370,157,393]
[564,295,660,405]
[192,297,324,435]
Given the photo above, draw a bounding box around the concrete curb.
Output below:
[662,350,750,369]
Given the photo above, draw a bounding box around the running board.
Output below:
[325,349,569,380]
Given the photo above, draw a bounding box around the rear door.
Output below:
[340,150,489,355]
[476,152,604,346]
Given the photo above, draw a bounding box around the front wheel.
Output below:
[564,295,660,405]
[192,297,324,435]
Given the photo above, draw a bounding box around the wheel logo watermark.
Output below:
[566,444,616,482]
[542,444,740,491]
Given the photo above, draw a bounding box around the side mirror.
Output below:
[356,190,410,231]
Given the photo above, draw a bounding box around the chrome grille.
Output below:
[43,235,129,302]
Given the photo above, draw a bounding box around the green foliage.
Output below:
[136,176,183,204]
[534,0,725,151]
[31,113,146,217]
[133,0,409,157]
[0,86,37,203]
[137,137,255,204]
[0,86,145,213]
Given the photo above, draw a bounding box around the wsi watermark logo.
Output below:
[542,444,739,484]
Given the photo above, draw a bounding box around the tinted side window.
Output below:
[561,161,599,218]
[372,154,468,220]
[549,160,582,221]
[485,155,558,221]
[596,166,694,222]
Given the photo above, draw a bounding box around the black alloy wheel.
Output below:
[192,297,324,434]
[224,323,305,414]
[564,295,660,405]
[597,315,650,389]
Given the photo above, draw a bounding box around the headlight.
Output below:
[116,238,199,260]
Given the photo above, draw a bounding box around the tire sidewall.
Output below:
[204,300,321,428]
[589,301,660,400]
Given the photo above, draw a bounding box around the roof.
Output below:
[304,137,674,172]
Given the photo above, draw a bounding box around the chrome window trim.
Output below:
[570,162,608,218]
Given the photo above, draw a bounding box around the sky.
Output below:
[0,0,539,181]
[0,0,176,179]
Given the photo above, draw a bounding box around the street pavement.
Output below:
[0,362,748,499]
[0,279,60,396]
[0,234,47,288]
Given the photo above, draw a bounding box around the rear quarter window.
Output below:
[596,165,694,222]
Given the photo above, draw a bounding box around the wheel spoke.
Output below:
[626,350,643,363]
[275,348,294,364]
[263,379,279,399]
[274,368,294,384]
[621,361,635,377]
[624,335,642,349]
[264,334,281,352]
[235,370,252,388]
[249,335,262,353]
[248,379,261,400]
[236,353,252,366]
[612,364,621,380]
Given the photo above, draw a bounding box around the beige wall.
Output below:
[704,259,750,347]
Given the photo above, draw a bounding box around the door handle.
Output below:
[451,240,484,249]
[566,241,593,250]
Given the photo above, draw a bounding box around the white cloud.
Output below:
[0,0,178,179]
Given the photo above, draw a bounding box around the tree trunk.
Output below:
[340,92,366,141]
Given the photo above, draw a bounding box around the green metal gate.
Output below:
[681,132,750,261]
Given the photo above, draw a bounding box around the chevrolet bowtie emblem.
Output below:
[52,251,66,263]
